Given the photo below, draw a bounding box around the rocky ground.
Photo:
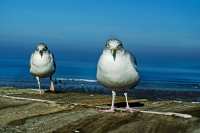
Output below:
[0,87,200,133]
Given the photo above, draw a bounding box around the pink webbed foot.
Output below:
[125,107,139,113]
[49,81,55,93]
[99,107,115,112]
[39,90,44,95]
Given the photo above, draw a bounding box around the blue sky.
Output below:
[0,0,200,65]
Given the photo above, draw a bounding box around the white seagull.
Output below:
[30,42,56,94]
[97,39,140,112]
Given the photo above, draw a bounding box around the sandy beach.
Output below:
[0,87,200,133]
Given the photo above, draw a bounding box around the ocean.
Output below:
[0,45,200,101]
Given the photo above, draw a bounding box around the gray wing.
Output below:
[125,50,138,66]
[29,53,34,69]
[129,51,139,73]
[50,51,56,72]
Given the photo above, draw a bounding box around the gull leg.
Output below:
[49,76,55,92]
[111,90,116,111]
[99,90,116,112]
[124,92,138,112]
[36,76,43,95]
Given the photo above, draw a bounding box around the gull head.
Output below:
[36,42,48,57]
[105,39,123,60]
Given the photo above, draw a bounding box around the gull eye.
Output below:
[105,42,109,48]
[117,43,123,48]
[43,46,48,51]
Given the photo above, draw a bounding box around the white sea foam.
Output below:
[56,78,97,83]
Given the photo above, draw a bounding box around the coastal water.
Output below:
[0,53,200,91]
[0,44,200,101]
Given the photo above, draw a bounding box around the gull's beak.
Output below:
[39,51,43,57]
[111,49,117,61]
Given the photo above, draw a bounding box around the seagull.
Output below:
[30,42,56,94]
[97,39,140,112]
